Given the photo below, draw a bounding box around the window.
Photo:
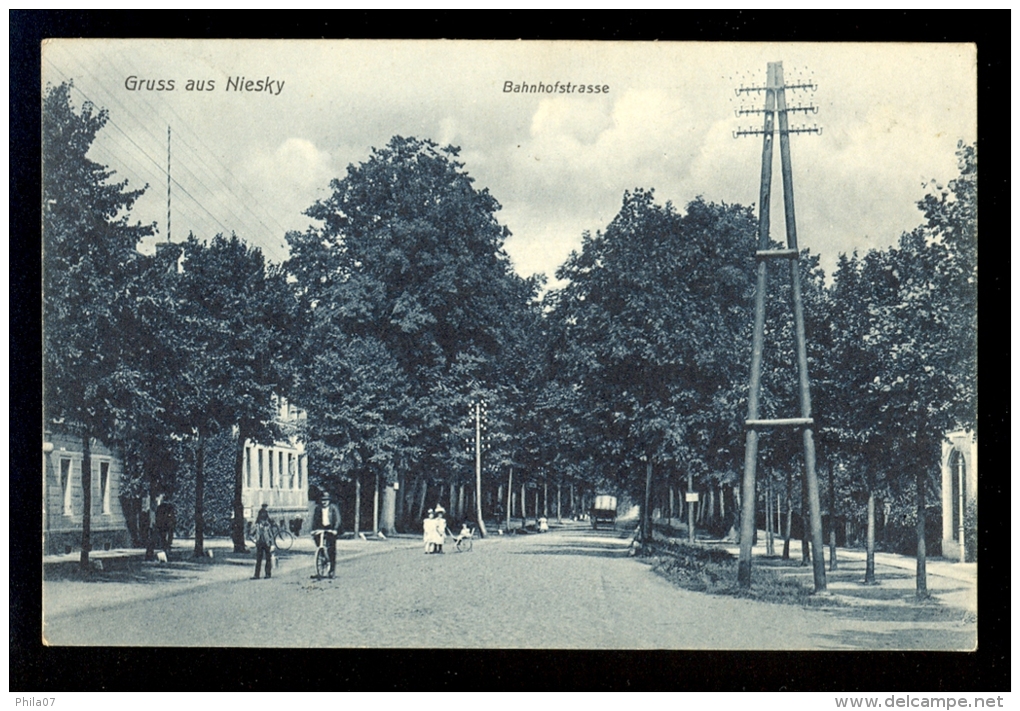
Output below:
[245,445,252,489]
[60,457,73,516]
[99,460,111,514]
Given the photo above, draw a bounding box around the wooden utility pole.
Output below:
[473,401,488,537]
[734,61,826,592]
[166,125,172,243]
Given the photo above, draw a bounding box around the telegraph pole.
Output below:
[733,62,826,592]
[166,125,171,243]
[472,400,489,538]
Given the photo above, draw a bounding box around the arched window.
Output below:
[950,449,966,541]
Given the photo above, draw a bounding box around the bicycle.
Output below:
[454,527,474,552]
[246,520,294,551]
[310,529,332,579]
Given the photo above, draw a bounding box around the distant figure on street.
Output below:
[251,504,274,580]
[155,496,176,556]
[538,516,549,533]
[434,509,449,554]
[423,509,438,554]
[311,492,341,578]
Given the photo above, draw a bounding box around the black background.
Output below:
[11,10,1008,692]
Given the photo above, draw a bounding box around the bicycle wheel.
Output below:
[457,536,473,553]
[276,528,294,551]
[315,547,329,579]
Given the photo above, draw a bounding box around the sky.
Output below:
[41,40,976,289]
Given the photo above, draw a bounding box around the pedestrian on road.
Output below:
[252,504,274,580]
[311,492,341,577]
[155,497,176,556]
[434,509,450,554]
[424,509,437,554]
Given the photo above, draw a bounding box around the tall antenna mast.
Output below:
[733,62,826,593]
[166,125,171,243]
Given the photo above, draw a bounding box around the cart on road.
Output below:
[590,495,618,530]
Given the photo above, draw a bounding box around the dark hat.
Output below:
[320,491,331,499]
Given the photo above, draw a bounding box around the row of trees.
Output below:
[45,82,299,563]
[44,81,975,598]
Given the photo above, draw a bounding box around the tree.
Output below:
[287,136,538,533]
[548,191,756,544]
[824,143,976,596]
[173,233,299,555]
[43,82,154,572]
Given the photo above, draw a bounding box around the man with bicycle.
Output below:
[311,491,341,578]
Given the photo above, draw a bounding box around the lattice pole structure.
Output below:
[733,61,826,592]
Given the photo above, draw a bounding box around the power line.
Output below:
[75,45,293,255]
[44,56,253,246]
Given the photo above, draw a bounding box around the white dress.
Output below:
[424,517,444,548]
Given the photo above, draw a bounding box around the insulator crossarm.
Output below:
[745,417,814,428]
[755,248,798,259]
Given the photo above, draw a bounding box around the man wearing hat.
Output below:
[311,491,341,578]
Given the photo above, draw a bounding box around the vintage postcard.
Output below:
[41,40,977,651]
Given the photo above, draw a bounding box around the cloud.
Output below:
[242,137,336,231]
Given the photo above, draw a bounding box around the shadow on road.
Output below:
[44,549,280,585]
[511,546,631,559]
[811,626,976,651]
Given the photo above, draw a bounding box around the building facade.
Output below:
[43,431,131,555]
[940,430,977,562]
[241,397,310,532]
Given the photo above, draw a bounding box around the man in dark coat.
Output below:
[155,496,176,556]
[252,503,274,580]
[311,491,341,578]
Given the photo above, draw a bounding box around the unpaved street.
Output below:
[43,524,975,649]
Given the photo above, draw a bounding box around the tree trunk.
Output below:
[765,473,774,556]
[543,479,549,518]
[144,487,157,561]
[643,458,653,544]
[521,481,527,527]
[373,472,382,532]
[569,482,575,518]
[687,468,695,544]
[827,463,838,570]
[231,432,247,552]
[865,487,876,584]
[381,482,396,535]
[776,492,781,538]
[506,468,513,531]
[916,466,929,599]
[354,474,361,535]
[396,473,405,527]
[193,434,205,557]
[458,484,466,521]
[783,467,793,559]
[416,477,427,522]
[556,483,562,523]
[450,483,456,519]
[79,433,93,573]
